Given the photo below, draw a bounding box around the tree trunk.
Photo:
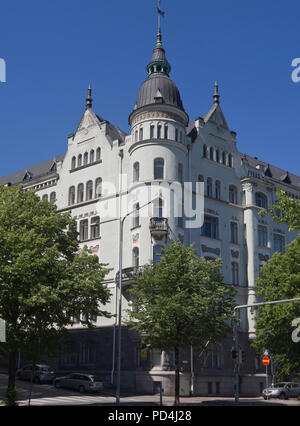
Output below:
[174,347,180,406]
[6,350,18,406]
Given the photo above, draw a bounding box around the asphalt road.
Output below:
[0,374,299,406]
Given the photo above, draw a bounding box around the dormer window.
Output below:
[23,171,31,181]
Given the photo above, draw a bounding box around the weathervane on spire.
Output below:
[157,0,165,31]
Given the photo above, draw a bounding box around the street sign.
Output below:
[264,349,269,356]
[262,356,270,366]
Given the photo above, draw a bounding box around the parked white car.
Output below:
[262,382,300,400]
[54,373,103,393]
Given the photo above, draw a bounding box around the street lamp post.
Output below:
[115,194,162,405]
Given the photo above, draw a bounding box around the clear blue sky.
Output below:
[0,0,300,177]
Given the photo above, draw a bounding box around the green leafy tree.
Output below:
[0,185,111,405]
[127,240,236,405]
[252,235,300,380]
[260,188,300,231]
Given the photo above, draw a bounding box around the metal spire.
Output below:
[86,85,93,109]
[156,0,164,46]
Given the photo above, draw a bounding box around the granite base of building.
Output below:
[43,326,267,398]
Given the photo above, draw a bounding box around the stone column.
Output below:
[243,182,257,339]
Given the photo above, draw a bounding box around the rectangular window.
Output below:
[79,219,89,241]
[232,262,239,285]
[258,225,268,247]
[274,233,285,253]
[164,125,168,139]
[139,127,143,141]
[230,222,238,244]
[157,125,162,139]
[202,215,219,239]
[150,125,155,139]
[90,216,100,239]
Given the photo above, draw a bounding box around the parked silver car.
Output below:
[54,373,104,393]
[17,364,55,384]
[262,382,300,400]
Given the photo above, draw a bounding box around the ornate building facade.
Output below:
[1,25,299,397]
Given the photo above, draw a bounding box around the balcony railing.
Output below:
[149,217,168,240]
[115,266,143,283]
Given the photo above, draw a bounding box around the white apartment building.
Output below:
[0,26,299,397]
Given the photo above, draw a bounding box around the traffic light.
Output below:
[231,348,238,359]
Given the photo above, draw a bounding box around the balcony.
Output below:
[149,217,168,240]
[115,266,143,284]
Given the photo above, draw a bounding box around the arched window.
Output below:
[42,194,48,202]
[133,162,140,182]
[215,180,221,200]
[71,156,76,170]
[95,178,102,197]
[198,174,204,182]
[228,154,233,168]
[90,150,95,163]
[83,152,88,165]
[153,245,163,266]
[216,149,220,163]
[255,192,268,209]
[207,178,213,198]
[210,147,214,161]
[203,145,208,158]
[154,158,164,180]
[86,180,93,201]
[78,154,82,167]
[133,247,139,269]
[50,192,56,203]
[229,185,238,204]
[77,183,84,203]
[96,147,101,161]
[68,186,75,205]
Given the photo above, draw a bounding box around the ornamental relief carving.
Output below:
[231,250,239,258]
[201,245,220,256]
[241,182,255,192]
[132,111,185,126]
